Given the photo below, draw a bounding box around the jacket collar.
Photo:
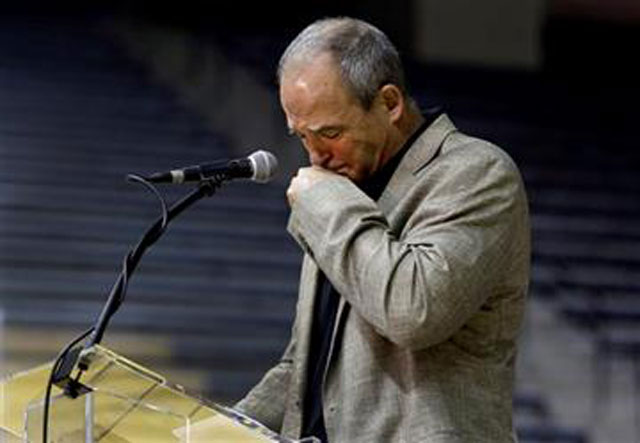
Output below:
[404,113,457,175]
[377,113,458,212]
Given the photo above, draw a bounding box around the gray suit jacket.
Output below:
[237,114,530,442]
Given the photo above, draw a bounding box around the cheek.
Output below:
[331,142,350,160]
[333,140,374,179]
[327,139,360,163]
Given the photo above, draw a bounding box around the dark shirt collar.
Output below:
[359,107,442,200]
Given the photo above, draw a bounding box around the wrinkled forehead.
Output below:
[279,54,357,127]
[279,52,341,96]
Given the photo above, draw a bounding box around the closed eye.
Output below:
[288,128,307,141]
[318,127,342,139]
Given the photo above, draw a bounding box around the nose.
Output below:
[306,141,331,168]
[309,150,330,167]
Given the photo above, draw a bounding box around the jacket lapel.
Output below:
[323,297,350,383]
[294,255,319,398]
[378,114,458,215]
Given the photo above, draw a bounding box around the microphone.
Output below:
[144,150,278,184]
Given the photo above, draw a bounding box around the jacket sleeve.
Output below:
[286,142,529,350]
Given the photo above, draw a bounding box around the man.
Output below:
[237,17,530,443]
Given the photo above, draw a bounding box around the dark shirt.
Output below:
[300,111,438,442]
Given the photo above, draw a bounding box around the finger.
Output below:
[286,185,296,206]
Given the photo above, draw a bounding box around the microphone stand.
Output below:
[51,178,222,398]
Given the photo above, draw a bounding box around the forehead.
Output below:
[279,54,358,130]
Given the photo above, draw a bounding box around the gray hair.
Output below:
[278,17,409,110]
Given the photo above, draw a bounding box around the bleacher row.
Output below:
[1,14,639,443]
[0,16,300,402]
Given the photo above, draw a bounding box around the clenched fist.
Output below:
[286,166,339,206]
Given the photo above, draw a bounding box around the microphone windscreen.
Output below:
[248,150,278,183]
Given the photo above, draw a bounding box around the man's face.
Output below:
[280,53,395,183]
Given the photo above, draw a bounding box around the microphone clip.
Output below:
[199,174,225,196]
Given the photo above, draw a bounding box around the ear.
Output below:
[379,84,404,124]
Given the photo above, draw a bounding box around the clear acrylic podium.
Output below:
[0,345,316,443]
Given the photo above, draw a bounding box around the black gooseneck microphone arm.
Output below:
[43,175,233,443]
[50,177,223,398]
[86,178,220,349]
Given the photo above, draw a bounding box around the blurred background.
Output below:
[0,1,638,442]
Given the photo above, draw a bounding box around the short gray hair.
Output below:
[278,17,409,110]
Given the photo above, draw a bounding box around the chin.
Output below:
[348,173,366,183]
[335,168,355,181]
[340,169,356,180]
[336,166,366,183]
